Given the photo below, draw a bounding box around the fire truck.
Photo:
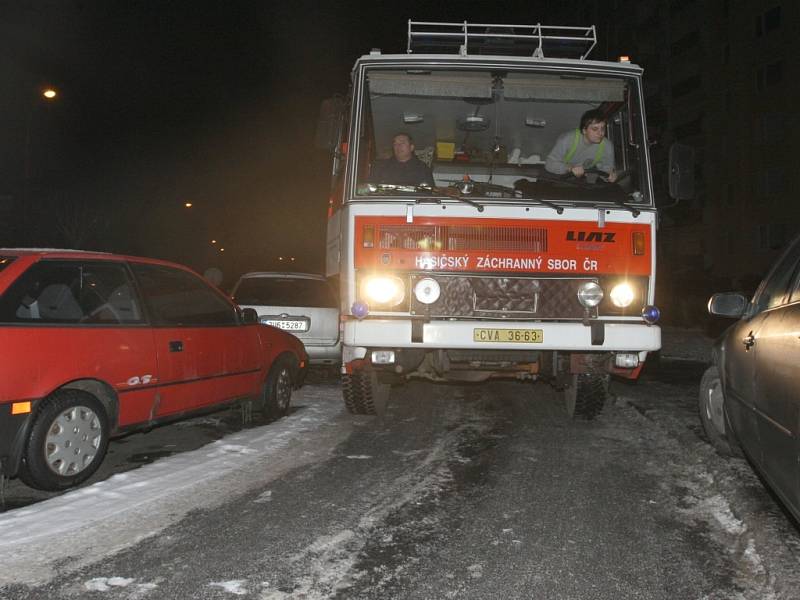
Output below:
[318,21,693,418]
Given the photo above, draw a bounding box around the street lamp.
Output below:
[22,85,61,243]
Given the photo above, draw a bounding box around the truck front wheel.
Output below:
[563,373,609,420]
[342,366,386,415]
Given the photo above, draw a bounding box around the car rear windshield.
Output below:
[0,256,16,272]
[234,278,338,308]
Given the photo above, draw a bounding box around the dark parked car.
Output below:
[0,249,308,491]
[700,235,800,521]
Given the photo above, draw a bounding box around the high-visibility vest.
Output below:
[564,128,605,167]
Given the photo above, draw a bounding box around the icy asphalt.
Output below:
[2,328,800,599]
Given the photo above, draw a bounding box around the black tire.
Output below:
[698,365,742,457]
[19,389,109,491]
[263,356,296,419]
[564,373,608,420]
[342,368,379,415]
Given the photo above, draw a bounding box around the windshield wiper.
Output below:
[609,195,641,217]
[364,183,485,212]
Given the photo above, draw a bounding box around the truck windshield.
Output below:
[353,67,649,206]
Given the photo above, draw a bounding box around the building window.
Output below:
[671,30,700,57]
[725,183,735,206]
[671,0,697,13]
[759,113,787,143]
[671,74,702,99]
[759,167,785,196]
[756,60,783,91]
[674,115,704,139]
[756,6,781,37]
[758,223,789,251]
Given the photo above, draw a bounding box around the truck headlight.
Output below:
[609,282,635,307]
[414,277,441,304]
[577,281,604,308]
[361,275,405,307]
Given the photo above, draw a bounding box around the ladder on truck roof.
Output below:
[407,20,597,60]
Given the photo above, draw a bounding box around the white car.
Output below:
[232,272,341,366]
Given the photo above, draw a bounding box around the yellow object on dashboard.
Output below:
[436,142,455,160]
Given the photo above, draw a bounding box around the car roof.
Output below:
[239,272,327,281]
[0,248,192,270]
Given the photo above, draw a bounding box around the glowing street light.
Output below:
[184,202,193,208]
[211,239,217,244]
[42,88,58,100]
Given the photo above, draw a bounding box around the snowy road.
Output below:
[3,338,800,598]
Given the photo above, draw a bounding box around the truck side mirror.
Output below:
[668,143,695,200]
[315,96,345,151]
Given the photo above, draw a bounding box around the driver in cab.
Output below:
[369,132,435,187]
[545,109,617,183]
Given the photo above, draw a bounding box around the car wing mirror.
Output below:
[708,292,748,318]
[241,307,259,324]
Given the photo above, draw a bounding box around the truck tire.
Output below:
[342,367,380,415]
[564,373,608,420]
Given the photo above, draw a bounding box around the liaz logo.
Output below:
[566,231,616,243]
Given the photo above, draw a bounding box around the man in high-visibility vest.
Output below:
[545,109,617,182]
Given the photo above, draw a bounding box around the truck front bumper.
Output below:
[343,319,660,352]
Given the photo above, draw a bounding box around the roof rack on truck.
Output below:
[406,20,597,60]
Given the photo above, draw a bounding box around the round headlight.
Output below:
[610,282,636,307]
[577,281,604,308]
[414,278,441,305]
[361,275,405,306]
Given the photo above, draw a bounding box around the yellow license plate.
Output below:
[473,328,544,343]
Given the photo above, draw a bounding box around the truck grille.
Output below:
[379,225,547,252]
[409,274,594,319]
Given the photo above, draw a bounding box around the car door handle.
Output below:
[743,332,755,350]
[169,340,183,352]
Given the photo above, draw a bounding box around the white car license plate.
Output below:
[473,328,543,343]
[267,320,307,332]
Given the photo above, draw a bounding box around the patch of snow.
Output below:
[253,490,273,504]
[705,494,747,536]
[0,385,347,587]
[84,577,135,591]
[209,580,249,595]
[345,455,372,460]
[467,564,483,579]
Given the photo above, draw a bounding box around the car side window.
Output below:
[752,239,800,314]
[0,260,142,324]
[130,263,237,326]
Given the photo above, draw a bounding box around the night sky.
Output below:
[2,1,567,286]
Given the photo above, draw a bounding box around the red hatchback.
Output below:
[0,249,308,491]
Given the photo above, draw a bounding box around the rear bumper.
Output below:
[0,401,37,478]
[305,341,343,365]
[344,319,660,352]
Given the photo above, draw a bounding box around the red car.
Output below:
[0,249,308,491]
